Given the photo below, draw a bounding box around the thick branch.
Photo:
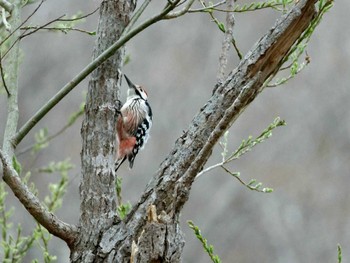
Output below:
[0,150,78,246]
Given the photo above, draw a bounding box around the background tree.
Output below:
[0,2,348,262]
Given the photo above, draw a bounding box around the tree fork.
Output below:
[71,1,135,262]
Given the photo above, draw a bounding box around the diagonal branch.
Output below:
[180,0,317,188]
[164,0,196,19]
[11,0,181,149]
[0,150,78,246]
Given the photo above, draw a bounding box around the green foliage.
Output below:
[22,11,96,35]
[267,0,333,87]
[223,117,286,192]
[224,117,286,162]
[115,176,132,220]
[116,176,123,204]
[0,158,72,262]
[12,155,22,175]
[199,117,286,193]
[39,159,72,211]
[32,128,49,154]
[232,0,294,13]
[123,54,131,66]
[22,102,85,156]
[67,102,85,126]
[188,221,222,263]
[117,202,132,220]
[337,244,342,263]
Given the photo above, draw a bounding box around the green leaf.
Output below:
[12,155,22,175]
[32,128,49,154]
[117,202,132,220]
[262,187,274,193]
[217,22,225,33]
[338,244,342,263]
[188,220,222,263]
[248,179,257,186]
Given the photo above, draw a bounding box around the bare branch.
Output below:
[0,150,78,245]
[18,8,98,37]
[0,51,10,96]
[188,0,226,13]
[191,0,295,13]
[20,26,95,35]
[17,104,84,156]
[11,0,182,148]
[217,0,235,82]
[164,0,196,19]
[0,0,44,60]
[19,14,65,39]
[57,7,99,22]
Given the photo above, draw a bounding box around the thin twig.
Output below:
[188,0,226,13]
[20,26,95,35]
[164,0,196,19]
[11,0,182,148]
[189,0,293,13]
[217,0,235,82]
[266,58,310,88]
[0,150,78,245]
[19,14,65,39]
[17,8,98,37]
[0,51,10,96]
[196,162,223,178]
[56,7,99,22]
[17,107,84,156]
[221,166,268,192]
[3,8,96,57]
[0,0,44,47]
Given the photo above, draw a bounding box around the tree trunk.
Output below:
[70,1,135,262]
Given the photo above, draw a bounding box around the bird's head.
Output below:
[124,75,148,101]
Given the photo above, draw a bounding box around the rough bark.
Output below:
[70,1,135,262]
[71,0,316,262]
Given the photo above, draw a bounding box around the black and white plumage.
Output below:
[115,75,152,172]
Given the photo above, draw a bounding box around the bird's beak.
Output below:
[124,75,136,90]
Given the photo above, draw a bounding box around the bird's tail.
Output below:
[115,156,127,173]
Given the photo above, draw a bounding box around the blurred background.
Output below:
[0,0,349,262]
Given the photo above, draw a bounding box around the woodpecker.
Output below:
[115,75,153,172]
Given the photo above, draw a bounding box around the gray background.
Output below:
[0,0,349,262]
